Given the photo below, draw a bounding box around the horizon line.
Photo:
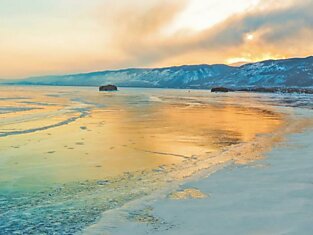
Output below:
[1,55,312,81]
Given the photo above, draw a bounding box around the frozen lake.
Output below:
[0,86,312,234]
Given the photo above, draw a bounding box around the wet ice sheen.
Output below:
[0,86,296,234]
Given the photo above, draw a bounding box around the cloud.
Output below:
[106,0,313,66]
[93,0,188,63]
[0,0,312,78]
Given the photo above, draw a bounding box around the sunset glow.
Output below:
[1,2,313,233]
[0,0,312,78]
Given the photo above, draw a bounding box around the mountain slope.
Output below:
[2,56,313,88]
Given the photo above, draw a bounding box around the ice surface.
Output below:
[0,86,312,234]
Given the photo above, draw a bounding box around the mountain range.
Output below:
[1,56,313,89]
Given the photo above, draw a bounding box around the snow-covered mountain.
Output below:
[2,56,313,88]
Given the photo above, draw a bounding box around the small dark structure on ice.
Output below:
[211,87,232,92]
[99,84,118,91]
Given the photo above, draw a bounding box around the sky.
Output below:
[0,0,312,79]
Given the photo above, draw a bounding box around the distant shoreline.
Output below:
[1,83,313,95]
[211,86,313,94]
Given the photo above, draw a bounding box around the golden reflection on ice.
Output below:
[0,87,284,190]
